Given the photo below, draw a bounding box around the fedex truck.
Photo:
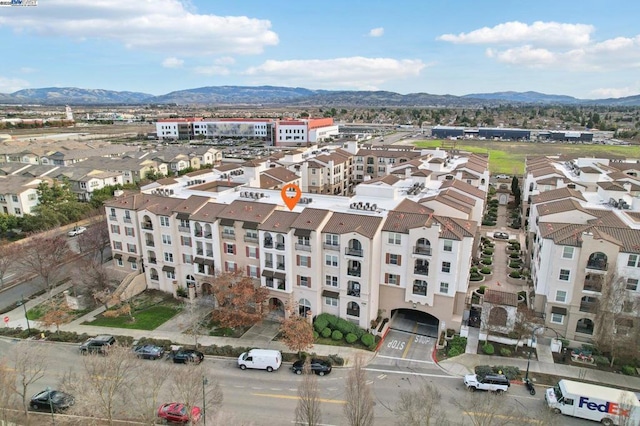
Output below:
[545,379,640,426]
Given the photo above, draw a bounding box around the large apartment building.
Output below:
[525,156,640,342]
[105,160,482,334]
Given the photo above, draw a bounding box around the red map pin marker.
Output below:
[281,183,302,210]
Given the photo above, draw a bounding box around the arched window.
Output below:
[149,268,159,281]
[347,239,363,257]
[186,275,196,288]
[412,280,428,296]
[488,307,508,327]
[299,298,311,317]
[587,252,607,271]
[415,238,431,255]
[204,224,212,239]
[275,234,285,250]
[347,302,360,317]
[194,222,203,237]
[264,232,273,248]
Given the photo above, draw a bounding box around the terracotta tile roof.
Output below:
[585,210,628,228]
[530,166,561,178]
[290,208,332,230]
[624,211,640,223]
[393,199,435,215]
[172,195,211,215]
[104,193,181,212]
[535,199,594,217]
[322,212,383,239]
[455,160,485,174]
[218,200,277,224]
[156,177,178,185]
[484,289,518,307]
[531,187,586,204]
[411,169,432,177]
[184,169,213,177]
[433,215,476,240]
[189,202,227,222]
[360,175,400,186]
[243,158,267,167]
[439,188,477,207]
[580,166,601,174]
[306,160,325,169]
[259,174,281,189]
[262,167,299,183]
[439,179,486,200]
[214,163,243,172]
[597,181,626,191]
[190,180,243,192]
[382,211,434,233]
[428,157,445,164]
[258,210,299,232]
[419,194,472,215]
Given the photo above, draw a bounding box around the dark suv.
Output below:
[79,335,116,355]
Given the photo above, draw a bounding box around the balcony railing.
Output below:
[345,247,363,257]
[275,243,285,250]
[295,243,311,252]
[583,278,603,292]
[204,233,212,239]
[123,217,132,224]
[145,240,155,247]
[346,309,360,317]
[141,222,153,230]
[244,236,259,243]
[347,268,361,277]
[264,261,273,269]
[196,249,204,255]
[194,231,203,238]
[413,245,432,256]
[347,289,360,297]
[222,233,236,240]
[109,215,117,221]
[178,225,190,233]
[150,275,159,281]
[264,239,274,248]
[414,267,429,276]
[148,257,157,264]
[276,263,285,270]
[323,243,339,251]
[579,301,598,313]
[586,261,608,271]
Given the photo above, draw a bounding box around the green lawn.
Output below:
[413,140,640,175]
[85,305,181,330]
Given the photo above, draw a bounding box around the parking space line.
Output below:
[401,322,419,358]
[377,355,434,364]
[364,367,456,379]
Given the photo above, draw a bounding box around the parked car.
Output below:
[67,226,87,237]
[133,344,165,360]
[30,389,75,412]
[172,349,204,364]
[79,335,116,355]
[493,232,510,240]
[463,374,510,393]
[157,402,201,424]
[291,359,332,376]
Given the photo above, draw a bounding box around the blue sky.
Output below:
[1,0,640,99]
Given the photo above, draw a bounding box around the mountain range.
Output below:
[1,86,640,107]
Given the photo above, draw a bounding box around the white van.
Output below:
[238,349,282,372]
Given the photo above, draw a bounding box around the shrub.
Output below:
[314,317,328,333]
[480,267,492,274]
[483,248,494,255]
[509,271,521,278]
[470,273,484,281]
[482,343,495,355]
[496,366,520,380]
[321,327,332,338]
[481,258,492,265]
[478,285,487,294]
[509,260,522,268]
[482,220,496,226]
[448,347,461,357]
[313,331,319,340]
[361,333,375,348]
[593,355,609,367]
[327,354,345,366]
[354,328,365,339]
[331,330,343,341]
[475,365,493,380]
[621,365,636,376]
[326,314,339,327]
[470,266,478,274]
[500,348,512,357]
[336,318,356,335]
[345,333,358,344]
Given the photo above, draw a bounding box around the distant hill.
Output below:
[1,85,640,107]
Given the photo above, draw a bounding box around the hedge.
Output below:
[345,333,358,344]
[361,333,375,348]
[314,317,328,333]
[482,343,495,355]
[321,327,332,338]
[475,365,521,380]
[331,330,343,341]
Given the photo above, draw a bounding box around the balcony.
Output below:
[586,260,607,272]
[275,243,285,251]
[148,257,157,264]
[178,225,190,233]
[347,268,361,278]
[323,243,339,251]
[150,274,159,281]
[265,261,273,269]
[109,215,117,221]
[347,288,360,297]
[145,240,155,247]
[141,222,153,230]
[579,301,598,313]
[222,232,236,240]
[204,233,212,239]
[244,235,259,243]
[583,276,603,293]
[345,247,363,257]
[264,239,274,248]
[414,267,429,276]
[123,217,132,224]
[413,245,432,256]
[295,243,311,252]
[206,251,213,257]
[276,263,285,270]
[194,231,203,238]
[276,280,285,290]
[346,309,360,317]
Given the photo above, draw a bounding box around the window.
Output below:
[11,195,18,202]
[127,243,136,253]
[28,193,37,201]
[183,254,193,264]
[162,234,172,245]
[298,256,311,267]
[116,258,123,267]
[325,234,339,246]
[179,219,190,229]
[555,290,567,303]
[299,276,311,288]
[164,252,174,262]
[224,243,236,255]
[386,254,401,266]
[246,230,258,240]
[443,240,453,252]
[413,280,428,296]
[14,208,20,215]
[222,226,235,236]
[224,261,237,272]
[181,236,192,247]
[325,255,338,267]
[113,241,122,250]
[628,254,640,267]
[325,297,338,307]
[325,275,338,287]
[160,216,170,227]
[627,278,639,291]
[130,261,137,270]
[388,232,402,245]
[385,274,400,286]
[550,313,564,324]
[442,262,451,273]
[562,246,574,259]
[297,236,310,246]
[559,269,570,281]
[124,227,135,237]
[110,224,120,234]
[248,265,259,278]
[440,282,449,294]
[247,246,258,259]
[165,270,175,279]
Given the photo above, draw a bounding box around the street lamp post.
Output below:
[16,295,31,336]
[202,376,208,426]
[525,326,545,381]
[46,386,55,425]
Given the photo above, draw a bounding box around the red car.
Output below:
[157,402,202,424]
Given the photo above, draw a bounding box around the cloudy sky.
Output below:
[1,0,639,98]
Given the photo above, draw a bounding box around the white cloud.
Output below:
[486,46,558,67]
[244,57,426,90]
[162,57,184,68]
[214,56,236,65]
[439,21,593,47]
[0,0,279,56]
[193,65,230,76]
[0,76,30,93]
[590,86,639,99]
[369,27,384,37]
[19,67,36,74]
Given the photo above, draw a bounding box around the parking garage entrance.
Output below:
[389,308,440,338]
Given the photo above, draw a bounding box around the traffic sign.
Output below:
[3,316,8,324]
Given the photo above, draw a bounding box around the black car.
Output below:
[133,344,165,360]
[172,349,204,364]
[291,359,332,376]
[79,335,116,355]
[30,389,75,412]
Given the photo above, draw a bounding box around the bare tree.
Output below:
[181,295,217,347]
[72,257,119,307]
[211,273,270,328]
[0,357,18,425]
[77,220,111,262]
[343,355,374,426]
[38,298,73,332]
[456,391,520,426]
[7,341,49,418]
[295,360,322,426]
[394,381,449,426]
[62,344,138,425]
[126,361,171,424]
[0,242,18,287]
[17,234,71,296]
[168,364,223,424]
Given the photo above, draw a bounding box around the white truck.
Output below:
[237,349,282,372]
[545,379,640,426]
